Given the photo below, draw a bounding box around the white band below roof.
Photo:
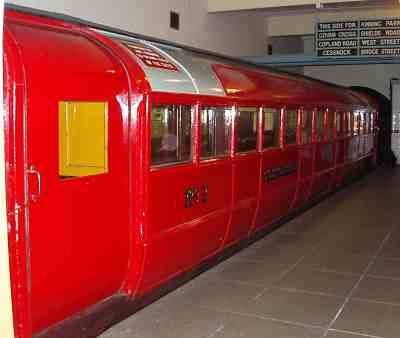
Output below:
[0,1,15,337]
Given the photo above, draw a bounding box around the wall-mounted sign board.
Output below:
[316,18,400,57]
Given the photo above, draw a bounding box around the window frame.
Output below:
[314,109,326,142]
[335,111,344,139]
[353,110,360,136]
[262,106,282,150]
[199,105,233,161]
[235,106,259,154]
[283,106,299,147]
[299,107,313,145]
[150,102,196,169]
[325,109,335,142]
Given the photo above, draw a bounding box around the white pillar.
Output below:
[0,2,15,338]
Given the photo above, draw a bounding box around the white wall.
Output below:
[268,7,400,36]
[304,64,400,98]
[265,6,400,98]
[7,0,267,57]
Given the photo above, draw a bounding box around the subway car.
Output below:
[3,6,379,338]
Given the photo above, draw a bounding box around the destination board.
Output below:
[316,18,400,57]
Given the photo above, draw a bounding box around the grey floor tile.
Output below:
[276,268,359,297]
[233,242,308,265]
[100,304,229,338]
[212,313,324,338]
[214,260,293,286]
[352,276,400,304]
[300,250,371,275]
[243,288,343,327]
[367,258,400,279]
[318,235,383,256]
[333,299,400,338]
[379,234,400,259]
[255,231,318,249]
[326,329,384,337]
[179,279,263,312]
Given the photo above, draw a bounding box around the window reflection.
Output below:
[263,108,280,148]
[336,112,343,137]
[285,109,298,145]
[200,107,231,159]
[151,104,193,166]
[353,111,360,135]
[316,110,325,141]
[237,107,258,153]
[326,111,335,141]
[301,110,312,144]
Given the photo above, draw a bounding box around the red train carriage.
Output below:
[3,6,379,338]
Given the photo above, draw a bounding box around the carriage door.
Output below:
[15,23,132,333]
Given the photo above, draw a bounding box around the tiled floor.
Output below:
[100,169,400,338]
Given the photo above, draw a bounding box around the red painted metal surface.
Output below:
[3,8,380,338]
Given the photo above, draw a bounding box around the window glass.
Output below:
[348,112,354,136]
[326,111,335,141]
[300,110,312,144]
[263,108,280,148]
[151,104,193,166]
[200,107,231,159]
[316,110,325,141]
[237,107,258,153]
[336,112,343,137]
[370,112,375,132]
[360,111,365,134]
[353,111,360,135]
[365,111,370,134]
[285,109,298,145]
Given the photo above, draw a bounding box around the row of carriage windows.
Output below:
[151,105,376,167]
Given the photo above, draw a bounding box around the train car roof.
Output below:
[5,3,376,109]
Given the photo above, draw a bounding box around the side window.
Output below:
[359,111,365,134]
[285,109,298,145]
[353,111,360,135]
[237,107,258,153]
[326,111,335,141]
[365,111,370,134]
[316,110,325,141]
[263,107,280,148]
[349,112,354,136]
[200,107,232,159]
[336,112,343,137]
[300,109,312,144]
[370,112,375,132]
[151,104,193,166]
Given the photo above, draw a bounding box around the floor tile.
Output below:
[333,299,400,338]
[379,235,400,259]
[100,304,229,338]
[326,329,384,337]
[352,276,400,304]
[244,288,343,327]
[300,250,371,275]
[178,279,263,312]
[276,268,359,297]
[367,258,400,279]
[214,260,293,286]
[213,313,324,338]
[234,242,308,265]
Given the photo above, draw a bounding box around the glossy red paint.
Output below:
[3,8,380,338]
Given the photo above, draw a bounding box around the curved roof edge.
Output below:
[5,3,360,93]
